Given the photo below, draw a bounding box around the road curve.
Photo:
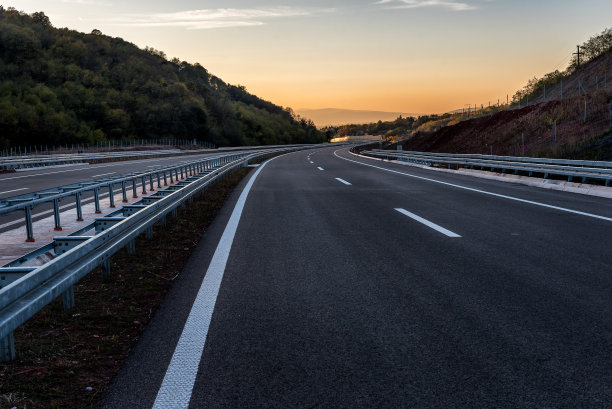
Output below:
[103,145,612,408]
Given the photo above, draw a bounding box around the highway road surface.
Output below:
[103,145,612,408]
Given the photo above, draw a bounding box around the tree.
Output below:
[31,11,52,27]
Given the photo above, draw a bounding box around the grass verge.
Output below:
[0,167,252,409]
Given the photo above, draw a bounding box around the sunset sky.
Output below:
[6,0,612,116]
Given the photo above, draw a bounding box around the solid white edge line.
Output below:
[90,172,116,178]
[335,177,352,186]
[0,187,29,196]
[151,154,279,409]
[394,208,461,238]
[333,149,612,223]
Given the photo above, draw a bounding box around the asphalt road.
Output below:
[104,145,612,408]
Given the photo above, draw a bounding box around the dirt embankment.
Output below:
[400,91,612,160]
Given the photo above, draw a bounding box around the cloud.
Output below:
[115,7,329,30]
[374,0,476,11]
[60,0,112,5]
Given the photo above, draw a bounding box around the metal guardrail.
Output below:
[0,146,311,361]
[0,154,239,242]
[0,144,314,170]
[362,150,612,186]
[0,149,204,170]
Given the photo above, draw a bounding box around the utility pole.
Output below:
[573,45,582,67]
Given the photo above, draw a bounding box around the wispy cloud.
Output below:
[375,0,476,11]
[115,7,330,30]
[60,0,112,5]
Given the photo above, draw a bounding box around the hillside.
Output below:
[0,6,325,149]
[399,45,612,160]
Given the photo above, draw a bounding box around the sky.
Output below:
[5,0,612,116]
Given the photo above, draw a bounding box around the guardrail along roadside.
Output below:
[360,149,612,186]
[0,146,314,362]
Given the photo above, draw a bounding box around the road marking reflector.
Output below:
[335,177,352,186]
[317,167,324,171]
[395,208,461,238]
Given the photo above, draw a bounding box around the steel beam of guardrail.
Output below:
[0,155,240,242]
[0,149,193,170]
[362,150,612,186]
[0,144,314,170]
[0,145,315,361]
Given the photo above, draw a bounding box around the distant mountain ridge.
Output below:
[297,108,418,127]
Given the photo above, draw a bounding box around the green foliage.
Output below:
[511,70,563,104]
[568,27,612,71]
[0,8,325,147]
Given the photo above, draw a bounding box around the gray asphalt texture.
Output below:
[104,146,612,408]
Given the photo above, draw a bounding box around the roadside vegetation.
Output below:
[0,6,325,150]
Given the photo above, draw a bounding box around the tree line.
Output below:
[0,6,325,149]
[324,113,454,142]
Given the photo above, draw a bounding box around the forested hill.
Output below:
[0,6,325,149]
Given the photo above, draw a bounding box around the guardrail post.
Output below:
[75,191,84,221]
[146,226,153,239]
[101,257,111,281]
[141,176,147,195]
[163,171,168,186]
[180,166,185,179]
[94,187,102,214]
[25,206,35,242]
[161,215,167,227]
[109,184,115,208]
[127,240,136,254]
[157,172,162,188]
[132,179,138,198]
[149,174,154,191]
[172,208,178,218]
[1,332,16,362]
[53,198,62,231]
[62,286,75,311]
[121,181,128,203]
